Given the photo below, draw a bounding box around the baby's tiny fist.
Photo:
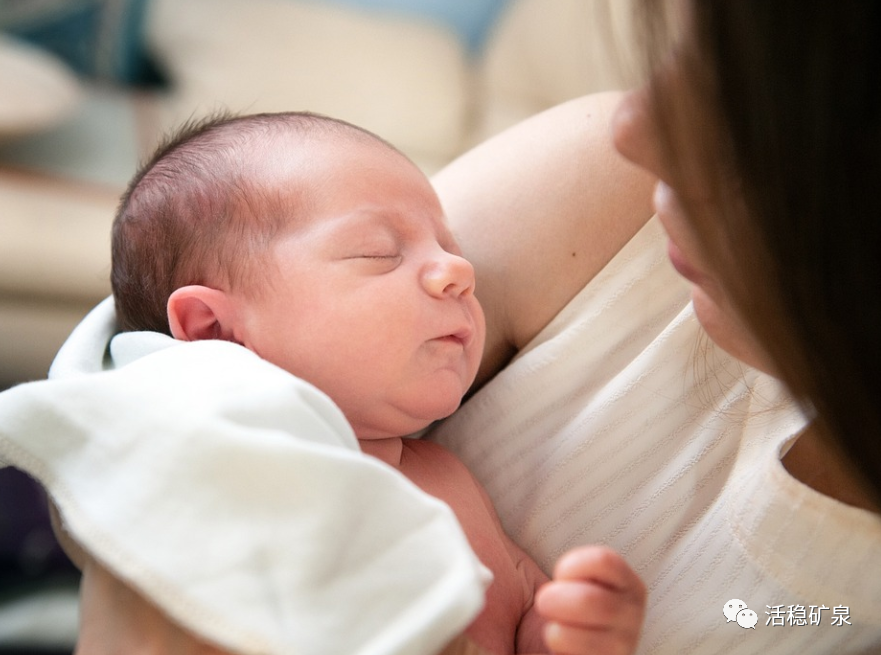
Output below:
[535,546,646,655]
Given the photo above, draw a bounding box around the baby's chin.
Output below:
[417,391,466,424]
[354,395,465,440]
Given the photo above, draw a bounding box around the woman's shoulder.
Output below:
[433,93,657,386]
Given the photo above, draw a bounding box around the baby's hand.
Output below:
[534,546,646,655]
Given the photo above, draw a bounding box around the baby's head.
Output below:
[113,112,392,334]
[112,111,485,438]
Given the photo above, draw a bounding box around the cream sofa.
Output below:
[0,0,635,388]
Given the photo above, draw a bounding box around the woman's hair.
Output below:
[636,1,881,502]
[111,111,401,335]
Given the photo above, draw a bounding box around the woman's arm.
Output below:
[433,92,656,387]
[75,557,230,655]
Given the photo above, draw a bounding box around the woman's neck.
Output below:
[783,425,879,513]
[358,436,404,468]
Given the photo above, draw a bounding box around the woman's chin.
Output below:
[691,288,776,376]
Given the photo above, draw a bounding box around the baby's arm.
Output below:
[75,557,230,655]
[535,546,646,655]
[454,456,645,655]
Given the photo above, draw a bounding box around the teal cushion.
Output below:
[319,0,511,52]
[0,0,161,86]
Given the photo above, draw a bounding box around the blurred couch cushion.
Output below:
[471,0,638,145]
[147,0,473,173]
[321,0,510,52]
[0,172,115,302]
[0,0,159,86]
[0,34,81,139]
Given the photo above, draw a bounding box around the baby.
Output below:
[111,111,645,655]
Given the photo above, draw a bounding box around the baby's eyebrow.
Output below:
[331,207,454,250]
[351,208,416,236]
[322,211,402,244]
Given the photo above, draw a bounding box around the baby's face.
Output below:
[234,136,486,439]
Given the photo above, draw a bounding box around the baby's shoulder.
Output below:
[404,438,478,476]
[399,438,485,498]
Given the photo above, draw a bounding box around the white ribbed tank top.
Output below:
[428,217,881,654]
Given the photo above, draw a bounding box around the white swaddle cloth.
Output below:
[0,298,490,655]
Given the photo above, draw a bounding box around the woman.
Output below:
[53,2,881,653]
[616,1,881,513]
[431,5,880,653]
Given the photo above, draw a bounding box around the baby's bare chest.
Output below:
[400,440,532,652]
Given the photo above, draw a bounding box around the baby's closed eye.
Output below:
[356,253,401,260]
[344,250,403,273]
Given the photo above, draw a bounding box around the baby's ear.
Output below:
[167,285,238,342]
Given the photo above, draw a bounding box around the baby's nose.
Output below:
[423,252,475,298]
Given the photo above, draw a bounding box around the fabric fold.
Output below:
[0,298,488,655]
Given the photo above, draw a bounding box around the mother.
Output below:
[432,4,881,654]
[74,1,881,653]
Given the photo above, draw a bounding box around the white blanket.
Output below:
[0,297,489,655]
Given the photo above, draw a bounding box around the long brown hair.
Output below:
[637,1,881,503]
